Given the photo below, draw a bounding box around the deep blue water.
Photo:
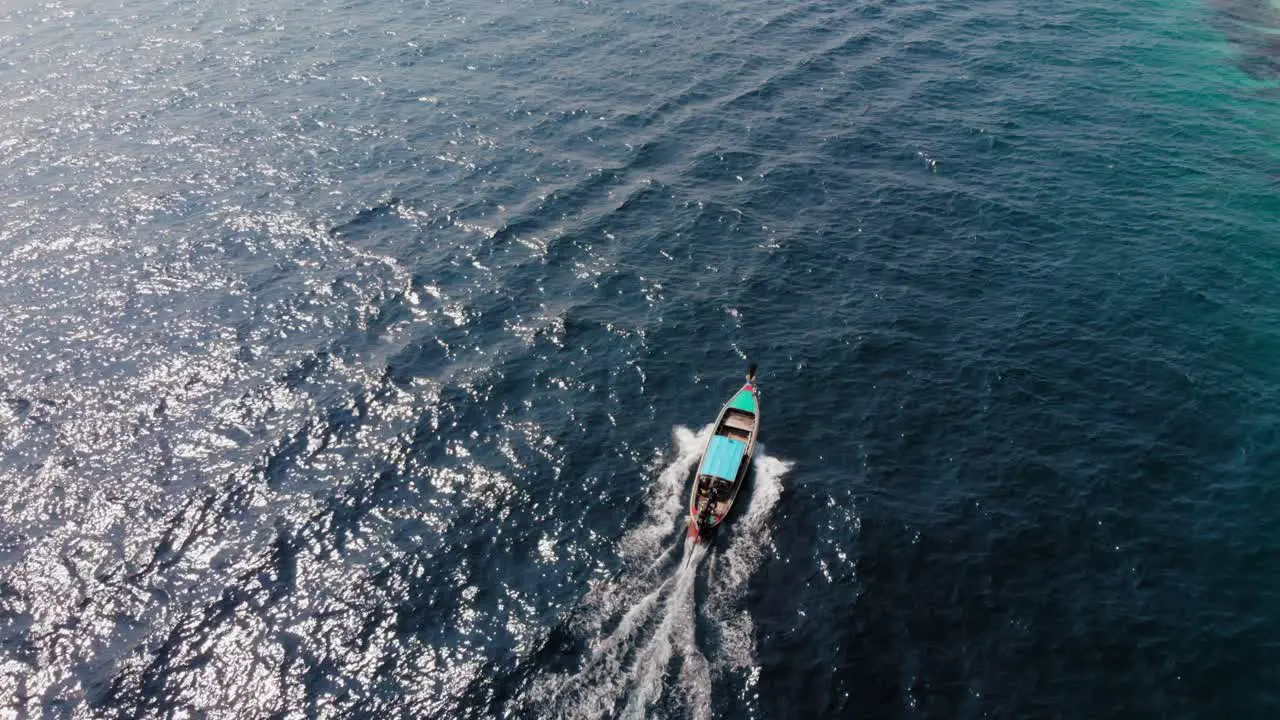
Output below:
[2,0,1280,717]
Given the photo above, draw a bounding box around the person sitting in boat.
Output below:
[699,484,720,527]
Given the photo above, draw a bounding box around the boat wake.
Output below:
[525,425,792,719]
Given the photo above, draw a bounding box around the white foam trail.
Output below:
[529,431,790,720]
[575,425,709,638]
[528,427,707,716]
[711,448,790,602]
[617,425,708,565]
[708,448,792,684]
[554,576,673,718]
[537,541,708,720]
[620,540,709,719]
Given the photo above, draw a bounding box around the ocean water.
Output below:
[2,0,1279,717]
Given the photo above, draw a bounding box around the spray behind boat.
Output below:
[687,362,761,544]
[522,427,793,719]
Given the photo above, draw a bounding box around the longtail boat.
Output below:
[687,363,759,544]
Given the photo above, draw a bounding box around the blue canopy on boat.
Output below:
[700,435,746,481]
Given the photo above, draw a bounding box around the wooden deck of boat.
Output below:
[720,409,755,444]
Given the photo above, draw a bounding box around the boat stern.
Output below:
[687,516,716,544]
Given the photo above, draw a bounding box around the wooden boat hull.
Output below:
[688,367,760,543]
